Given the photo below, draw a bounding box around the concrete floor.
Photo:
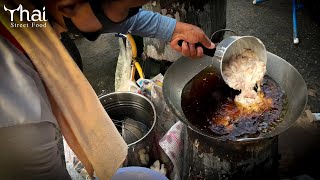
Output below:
[74,34,119,96]
[74,0,320,179]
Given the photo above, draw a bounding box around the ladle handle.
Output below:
[177,41,210,48]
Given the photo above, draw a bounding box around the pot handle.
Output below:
[210,29,239,42]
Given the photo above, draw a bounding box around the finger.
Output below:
[170,38,182,52]
[199,33,215,49]
[182,41,190,57]
[189,43,197,57]
[196,46,204,57]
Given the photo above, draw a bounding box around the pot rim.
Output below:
[99,91,157,147]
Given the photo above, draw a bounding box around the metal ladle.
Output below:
[179,29,268,85]
[212,30,267,85]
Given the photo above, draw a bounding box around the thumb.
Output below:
[199,34,215,49]
[170,34,186,51]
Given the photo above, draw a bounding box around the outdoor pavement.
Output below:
[74,33,119,96]
[74,0,320,179]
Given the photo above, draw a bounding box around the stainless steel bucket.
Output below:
[99,92,156,167]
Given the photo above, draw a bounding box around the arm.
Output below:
[101,9,215,58]
[101,9,176,42]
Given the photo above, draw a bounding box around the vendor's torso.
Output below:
[0,36,57,128]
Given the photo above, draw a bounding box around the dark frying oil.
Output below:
[181,66,286,140]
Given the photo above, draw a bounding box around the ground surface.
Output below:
[74,0,320,179]
[74,34,119,96]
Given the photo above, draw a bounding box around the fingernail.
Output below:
[210,42,215,49]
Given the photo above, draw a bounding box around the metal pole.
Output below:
[293,0,299,44]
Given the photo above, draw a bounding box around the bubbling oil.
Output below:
[181,66,286,140]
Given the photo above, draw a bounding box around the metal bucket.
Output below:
[181,128,279,179]
[99,92,157,167]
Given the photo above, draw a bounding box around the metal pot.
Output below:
[180,29,267,84]
[99,92,157,167]
[214,35,267,84]
[196,29,268,84]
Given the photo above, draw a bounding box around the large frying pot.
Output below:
[163,52,308,141]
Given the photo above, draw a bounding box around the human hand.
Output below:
[170,22,215,59]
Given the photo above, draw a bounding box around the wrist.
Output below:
[171,21,182,41]
[173,21,184,35]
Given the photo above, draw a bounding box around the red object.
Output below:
[0,22,25,53]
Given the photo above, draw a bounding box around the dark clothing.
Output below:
[60,32,83,71]
[0,35,69,180]
[0,122,71,180]
[0,37,58,128]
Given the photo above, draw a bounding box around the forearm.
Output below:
[101,9,176,42]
